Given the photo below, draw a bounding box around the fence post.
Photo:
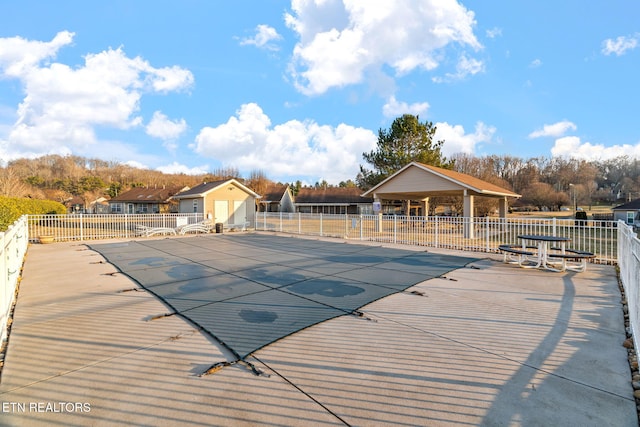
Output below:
[1,216,29,344]
[320,213,323,237]
[435,216,439,248]
[485,216,490,252]
[0,230,7,344]
[360,215,363,240]
[279,211,283,232]
[345,213,348,238]
[393,215,397,244]
[80,213,84,241]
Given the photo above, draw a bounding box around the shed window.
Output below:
[628,211,636,224]
[193,200,198,213]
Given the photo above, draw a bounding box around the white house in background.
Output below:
[172,179,260,227]
[258,183,295,213]
[612,199,640,227]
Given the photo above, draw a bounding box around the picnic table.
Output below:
[499,234,595,272]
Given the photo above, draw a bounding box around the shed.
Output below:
[172,179,260,227]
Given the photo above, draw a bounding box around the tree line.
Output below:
[357,115,639,213]
[0,115,638,212]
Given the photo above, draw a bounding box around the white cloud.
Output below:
[0,31,194,159]
[434,121,495,156]
[156,162,210,175]
[193,103,377,183]
[382,96,429,118]
[602,34,638,56]
[551,136,640,160]
[530,58,542,68]
[146,111,187,140]
[432,53,485,83]
[529,120,577,138]
[486,27,502,39]
[0,31,74,77]
[150,65,195,92]
[239,25,282,50]
[285,0,482,95]
[124,160,148,169]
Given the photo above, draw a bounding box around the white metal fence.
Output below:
[255,212,619,264]
[1,215,29,344]
[618,221,640,352]
[0,212,637,355]
[27,213,205,242]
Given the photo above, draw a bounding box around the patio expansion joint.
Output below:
[251,355,351,427]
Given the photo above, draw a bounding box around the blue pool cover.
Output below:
[90,234,478,371]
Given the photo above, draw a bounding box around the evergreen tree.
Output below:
[357,114,452,189]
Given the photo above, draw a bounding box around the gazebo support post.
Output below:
[499,197,508,218]
[463,190,475,239]
[421,197,429,217]
[373,196,383,232]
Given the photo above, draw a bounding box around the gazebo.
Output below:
[361,162,521,238]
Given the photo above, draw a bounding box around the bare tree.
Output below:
[0,168,36,197]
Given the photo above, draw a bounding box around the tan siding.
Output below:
[204,184,255,225]
[376,166,460,193]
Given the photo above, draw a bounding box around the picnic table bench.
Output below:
[499,236,595,273]
[498,244,538,267]
[546,248,596,273]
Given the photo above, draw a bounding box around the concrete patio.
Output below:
[0,233,636,426]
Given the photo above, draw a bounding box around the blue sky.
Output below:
[0,1,638,185]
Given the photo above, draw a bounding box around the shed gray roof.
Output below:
[172,179,260,199]
[613,199,640,210]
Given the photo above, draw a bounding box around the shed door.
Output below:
[233,201,247,224]
[214,200,229,225]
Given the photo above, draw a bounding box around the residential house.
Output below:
[613,199,640,227]
[294,187,374,214]
[65,196,110,214]
[65,196,86,214]
[109,186,186,214]
[88,197,111,214]
[172,179,260,227]
[258,184,295,213]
